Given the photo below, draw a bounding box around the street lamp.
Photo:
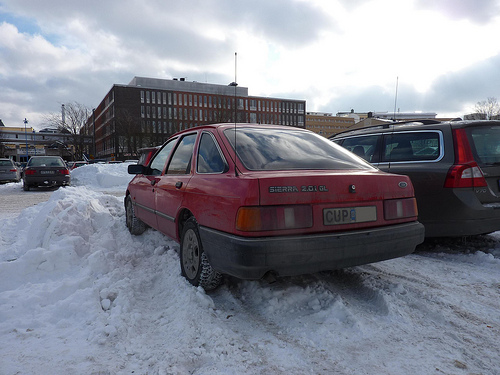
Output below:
[24,118,28,162]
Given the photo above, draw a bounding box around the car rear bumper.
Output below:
[199,221,425,280]
[421,191,500,237]
[24,176,70,187]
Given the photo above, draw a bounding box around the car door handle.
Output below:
[175,181,183,189]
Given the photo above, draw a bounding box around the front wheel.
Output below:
[125,196,147,235]
[180,218,222,290]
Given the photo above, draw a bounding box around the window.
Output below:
[146,91,150,103]
[339,135,380,163]
[197,133,226,173]
[152,92,156,104]
[149,138,177,175]
[382,132,441,162]
[167,134,197,175]
[140,91,144,103]
[224,128,372,171]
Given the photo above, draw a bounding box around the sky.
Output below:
[1,0,500,130]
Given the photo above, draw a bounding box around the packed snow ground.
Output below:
[1,163,499,375]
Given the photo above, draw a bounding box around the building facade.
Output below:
[0,125,92,162]
[305,112,355,137]
[83,76,306,160]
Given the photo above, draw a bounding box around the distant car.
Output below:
[69,161,89,170]
[124,159,139,164]
[0,158,21,183]
[23,156,71,191]
[137,146,159,166]
[331,119,500,237]
[125,123,424,290]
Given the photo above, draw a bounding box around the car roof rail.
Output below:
[330,119,442,139]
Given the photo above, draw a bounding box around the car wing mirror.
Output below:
[128,164,150,175]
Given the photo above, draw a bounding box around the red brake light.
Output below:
[384,198,418,220]
[9,169,17,172]
[444,128,487,188]
[24,169,36,175]
[236,205,313,232]
[60,169,70,175]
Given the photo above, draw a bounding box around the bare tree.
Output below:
[473,97,500,120]
[115,109,141,157]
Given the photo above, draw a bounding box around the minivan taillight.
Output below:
[444,128,487,188]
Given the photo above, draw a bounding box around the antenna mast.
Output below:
[393,76,399,121]
[233,52,239,176]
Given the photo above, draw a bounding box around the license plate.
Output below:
[40,170,55,175]
[323,206,377,226]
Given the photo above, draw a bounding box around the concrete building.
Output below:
[305,112,355,137]
[83,76,306,160]
[0,123,92,162]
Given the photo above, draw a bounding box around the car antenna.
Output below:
[393,76,399,122]
[232,52,239,177]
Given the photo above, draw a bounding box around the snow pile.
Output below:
[1,165,500,374]
[70,162,133,191]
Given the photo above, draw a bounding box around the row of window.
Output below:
[140,106,304,125]
[140,91,304,114]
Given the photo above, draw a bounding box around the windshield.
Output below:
[224,127,374,171]
[468,126,500,164]
[28,157,66,167]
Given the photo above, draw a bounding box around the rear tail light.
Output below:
[444,128,487,188]
[9,169,17,172]
[384,198,418,220]
[236,205,313,232]
[60,169,70,175]
[24,169,36,175]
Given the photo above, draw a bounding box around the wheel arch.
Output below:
[177,208,194,241]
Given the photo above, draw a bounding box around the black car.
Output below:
[331,120,500,237]
[23,156,71,191]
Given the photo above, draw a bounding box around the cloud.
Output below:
[415,0,500,24]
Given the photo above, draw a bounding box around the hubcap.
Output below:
[182,229,199,279]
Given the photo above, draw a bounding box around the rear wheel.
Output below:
[23,182,30,191]
[125,196,147,235]
[180,217,222,290]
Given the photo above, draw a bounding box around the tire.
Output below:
[180,217,222,291]
[125,196,147,235]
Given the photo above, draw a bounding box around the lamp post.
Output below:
[24,118,28,162]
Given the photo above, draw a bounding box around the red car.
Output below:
[125,124,424,290]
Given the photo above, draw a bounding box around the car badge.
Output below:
[349,184,356,193]
[398,181,408,188]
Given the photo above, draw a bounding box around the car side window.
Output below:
[166,134,197,175]
[382,132,440,162]
[150,138,177,175]
[339,135,380,162]
[197,133,226,174]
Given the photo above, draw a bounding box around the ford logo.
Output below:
[398,181,408,188]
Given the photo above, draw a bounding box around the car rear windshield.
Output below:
[28,157,66,167]
[468,125,500,164]
[0,160,14,167]
[224,128,373,171]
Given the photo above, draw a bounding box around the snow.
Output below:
[1,163,500,374]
